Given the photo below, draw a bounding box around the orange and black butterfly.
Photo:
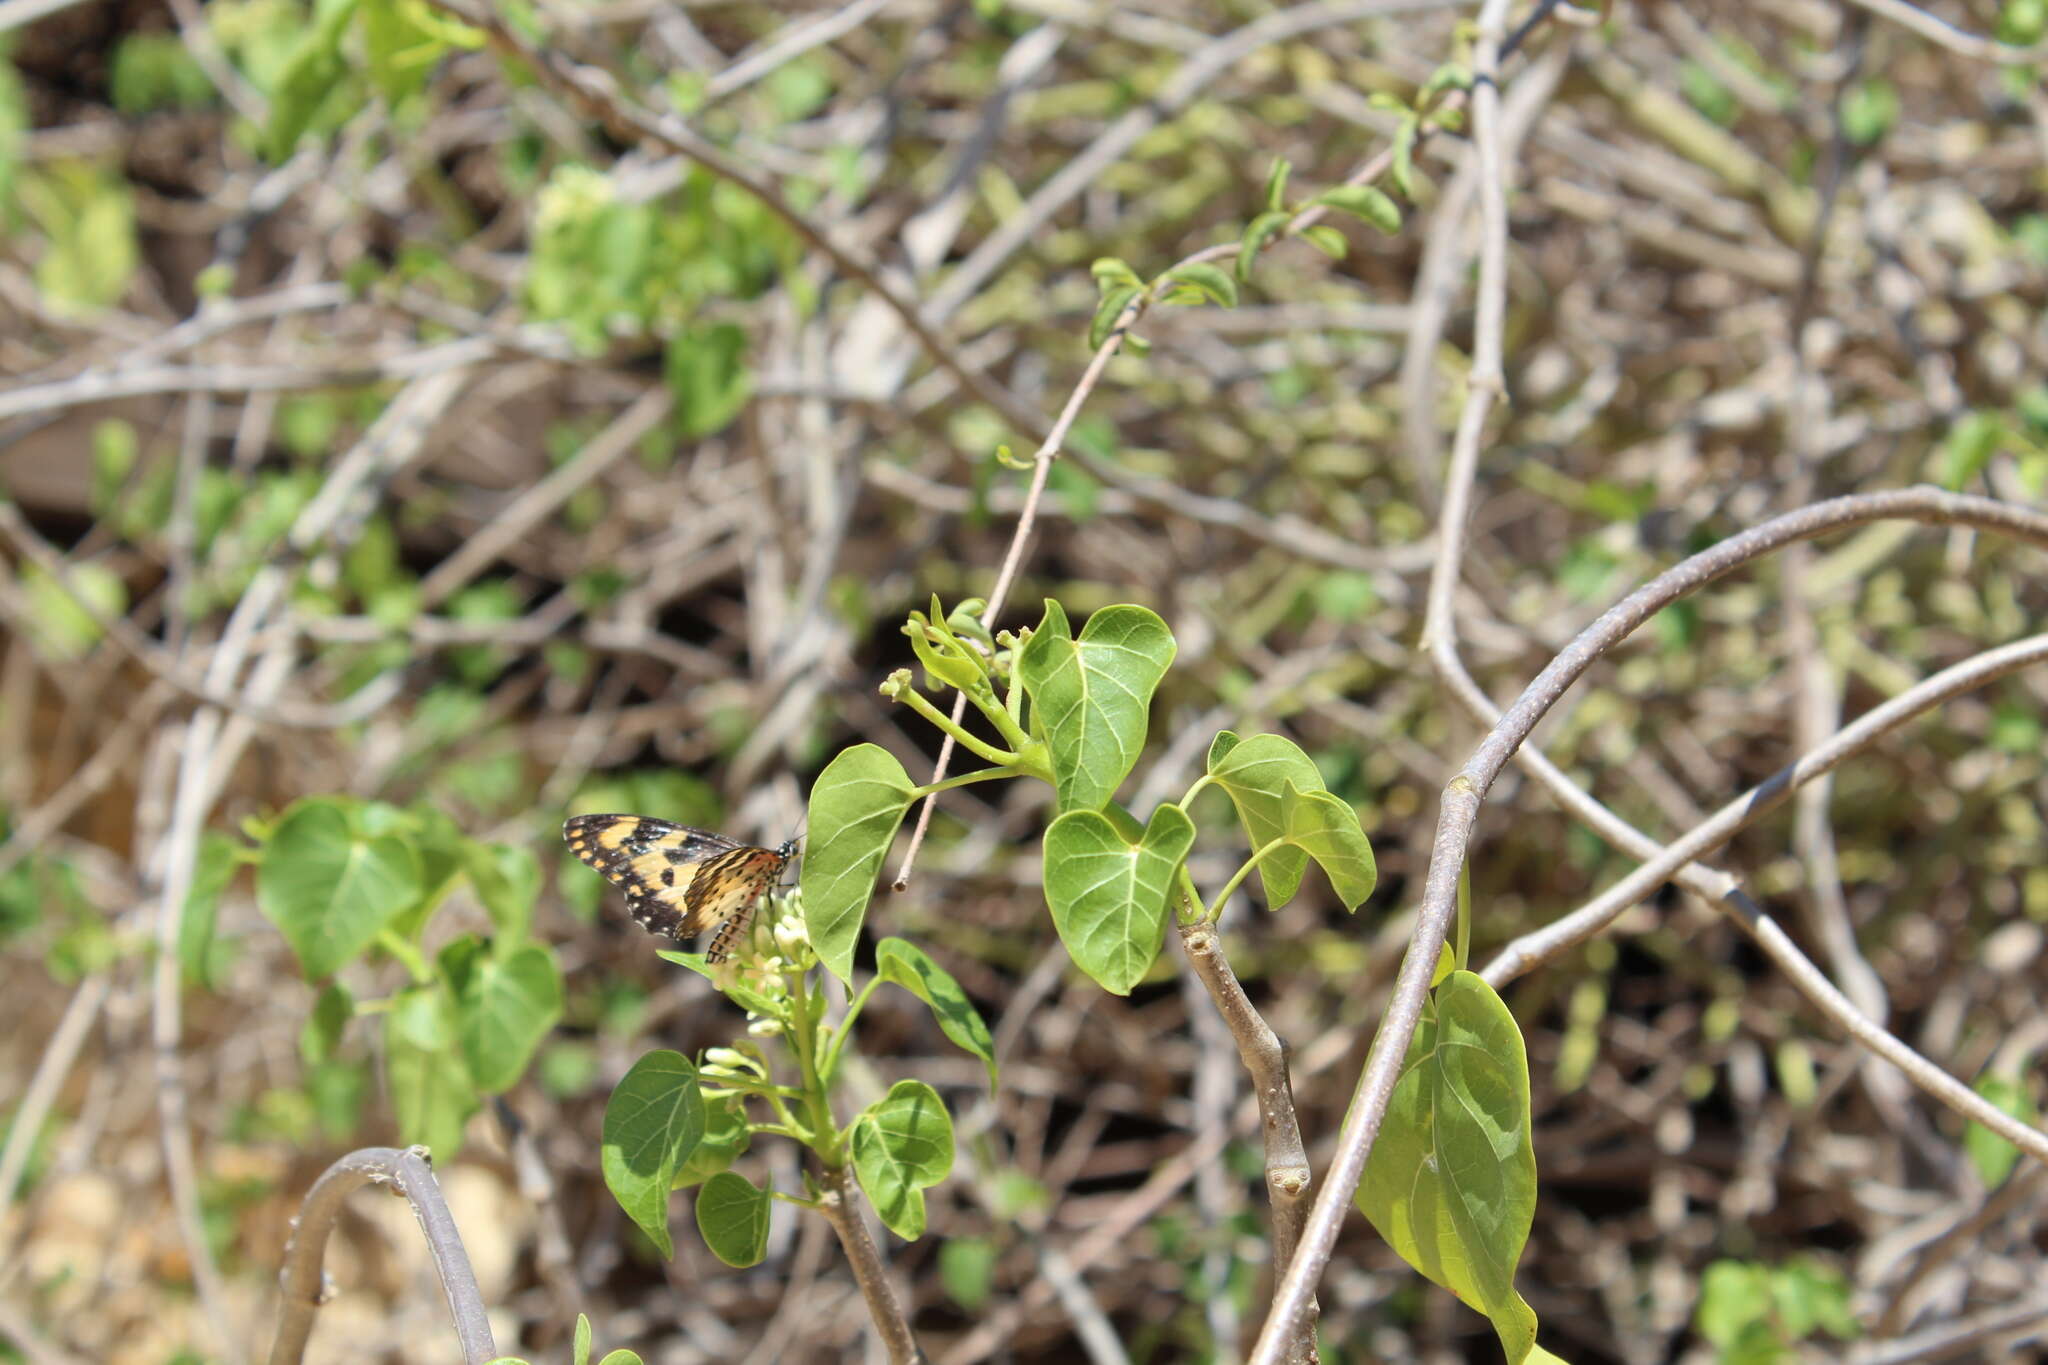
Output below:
[563,815,798,964]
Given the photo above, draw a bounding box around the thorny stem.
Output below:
[1178,922,1318,1365]
[817,1162,928,1365]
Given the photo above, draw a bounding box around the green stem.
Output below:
[977,681,1032,751]
[819,976,885,1082]
[763,1086,806,1140]
[895,684,1018,766]
[1181,774,1216,808]
[712,1076,811,1103]
[784,967,840,1164]
[912,766,1018,799]
[1207,835,1291,922]
[376,930,431,984]
[1175,865,1207,926]
[1005,674,1026,733]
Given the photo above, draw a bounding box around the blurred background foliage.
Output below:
[1,0,2047,1361]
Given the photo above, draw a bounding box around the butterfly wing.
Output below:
[563,814,789,963]
[687,844,792,963]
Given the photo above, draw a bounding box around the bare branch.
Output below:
[268,1147,497,1365]
[814,1163,927,1365]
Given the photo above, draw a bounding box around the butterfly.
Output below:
[562,814,798,964]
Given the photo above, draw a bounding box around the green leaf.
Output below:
[300,983,354,1065]
[1939,411,2005,489]
[1159,262,1237,309]
[1314,184,1402,234]
[1279,782,1377,910]
[2003,0,2048,43]
[21,560,126,660]
[1298,224,1348,260]
[673,1094,752,1187]
[1841,79,1898,146]
[574,1315,592,1365]
[1770,1257,1857,1342]
[388,803,466,941]
[1264,157,1291,213]
[1203,732,1329,909]
[1237,210,1290,281]
[907,617,986,694]
[361,0,445,105]
[448,941,563,1094]
[1087,283,1140,350]
[1390,117,1421,199]
[177,832,240,990]
[22,163,139,314]
[1964,1074,2035,1188]
[257,799,422,979]
[940,1237,997,1312]
[461,840,540,942]
[1357,971,1546,1365]
[602,1050,707,1258]
[850,1079,954,1240]
[694,1171,772,1267]
[876,938,998,1089]
[1694,1261,1773,1350]
[1421,63,1474,98]
[110,34,215,112]
[386,1032,477,1159]
[800,744,916,984]
[666,322,753,438]
[391,981,455,1050]
[265,0,362,161]
[1016,601,1175,813]
[1090,257,1143,292]
[1042,804,1195,995]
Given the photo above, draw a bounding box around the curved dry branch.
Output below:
[1252,486,2048,1363]
[1481,633,2048,984]
[267,1147,496,1365]
[1840,0,2048,63]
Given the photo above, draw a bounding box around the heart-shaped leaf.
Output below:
[850,1079,954,1240]
[449,940,563,1094]
[1043,803,1195,994]
[1280,782,1377,910]
[1204,732,1326,909]
[603,1050,706,1257]
[258,798,422,979]
[462,839,540,942]
[1017,601,1174,813]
